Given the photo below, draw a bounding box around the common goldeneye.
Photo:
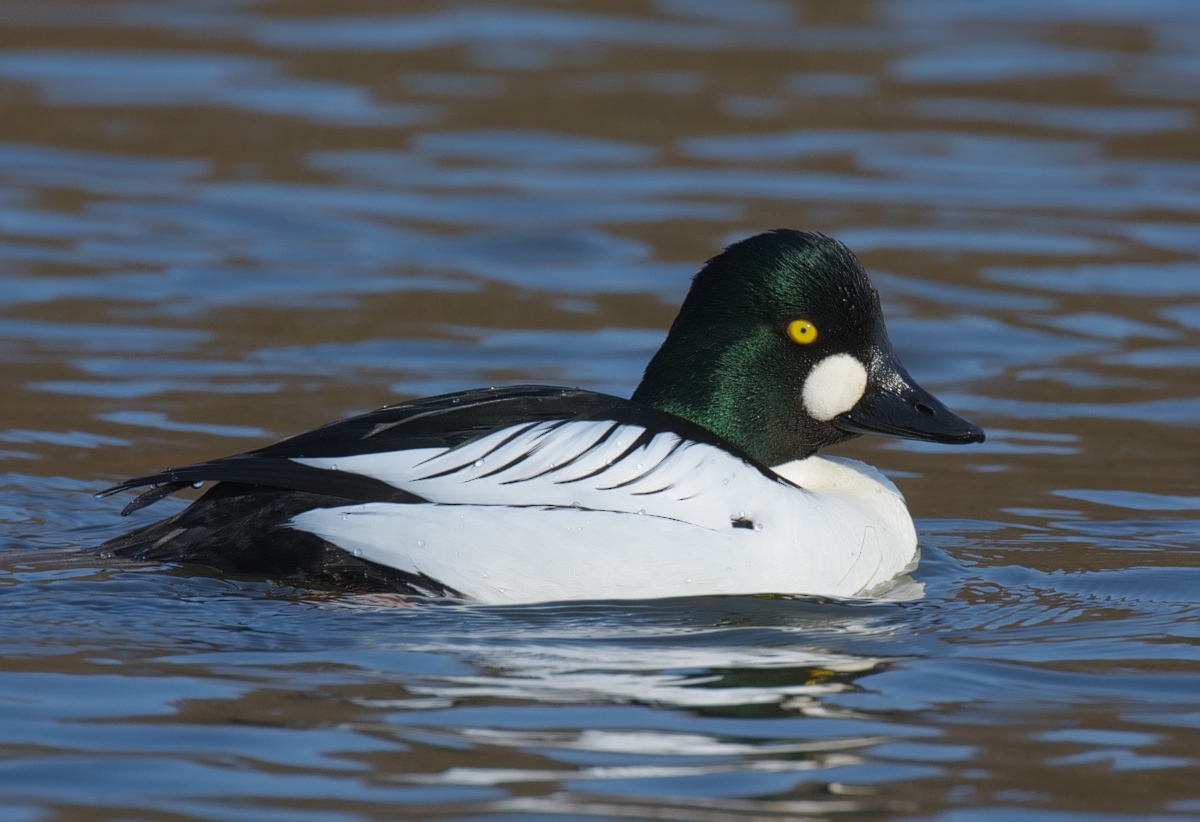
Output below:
[98,230,983,603]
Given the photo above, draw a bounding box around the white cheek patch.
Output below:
[802,353,868,421]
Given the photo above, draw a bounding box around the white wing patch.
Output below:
[292,420,766,530]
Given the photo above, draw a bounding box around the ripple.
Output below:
[95,411,270,439]
[912,98,1192,135]
[893,42,1117,83]
[0,50,433,125]
[985,262,1200,296]
[1054,489,1200,512]
[414,129,657,165]
[250,9,736,51]
[0,143,208,195]
[943,393,1200,425]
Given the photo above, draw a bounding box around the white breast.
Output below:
[287,420,918,604]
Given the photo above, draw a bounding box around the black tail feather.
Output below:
[97,457,423,515]
[97,483,457,596]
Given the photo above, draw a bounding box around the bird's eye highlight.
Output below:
[787,319,818,345]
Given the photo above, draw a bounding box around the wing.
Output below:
[99,385,764,516]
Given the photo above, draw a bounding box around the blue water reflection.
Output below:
[2,0,1199,818]
[0,51,433,125]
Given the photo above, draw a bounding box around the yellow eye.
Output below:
[787,319,818,345]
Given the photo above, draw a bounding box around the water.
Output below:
[1,0,1198,818]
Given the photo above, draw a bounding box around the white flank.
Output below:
[802,353,868,421]
[287,419,917,604]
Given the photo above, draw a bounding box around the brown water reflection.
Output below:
[1,0,1199,819]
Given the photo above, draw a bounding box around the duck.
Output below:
[97,230,984,604]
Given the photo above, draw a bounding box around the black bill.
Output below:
[834,356,985,445]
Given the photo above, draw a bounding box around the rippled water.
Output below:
[2,1,1199,819]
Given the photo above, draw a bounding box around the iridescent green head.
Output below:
[632,230,983,466]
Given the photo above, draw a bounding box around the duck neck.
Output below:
[632,325,835,467]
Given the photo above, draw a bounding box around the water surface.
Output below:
[1,1,1198,819]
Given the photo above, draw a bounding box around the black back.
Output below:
[100,385,759,513]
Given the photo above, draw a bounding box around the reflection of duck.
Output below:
[98,230,983,603]
[376,633,884,711]
[345,602,894,801]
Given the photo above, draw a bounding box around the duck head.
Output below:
[632,230,984,466]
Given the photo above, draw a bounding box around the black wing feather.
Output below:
[247,385,633,458]
[101,457,419,515]
[100,385,763,513]
[98,483,461,596]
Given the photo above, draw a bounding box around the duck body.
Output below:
[99,231,982,603]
